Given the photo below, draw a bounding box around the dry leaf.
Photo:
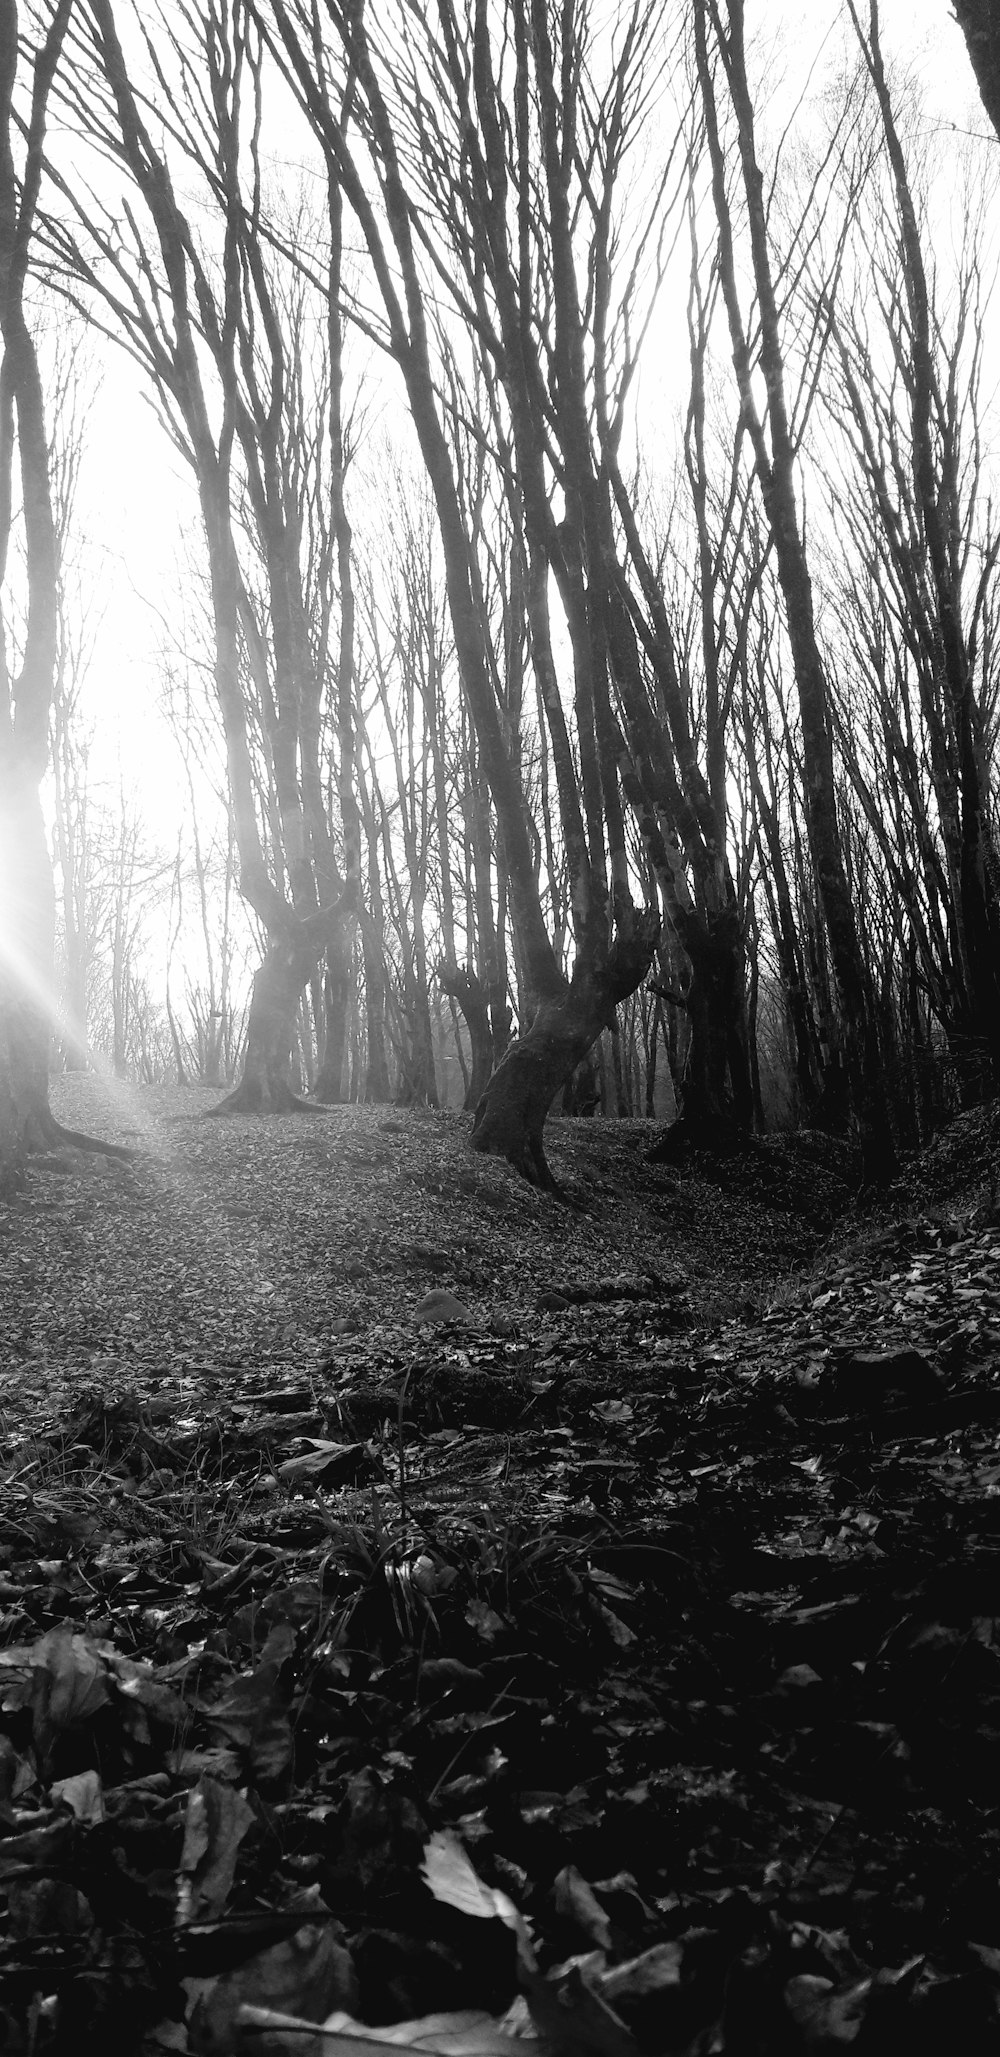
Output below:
[189,1922,354,2054]
[49,1769,105,1824]
[421,1832,536,1973]
[239,2002,541,2052]
[178,1775,256,1925]
[552,1867,613,1952]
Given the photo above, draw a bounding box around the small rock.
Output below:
[831,1347,943,1405]
[776,1663,823,1692]
[414,1289,473,1325]
[256,1387,314,1413]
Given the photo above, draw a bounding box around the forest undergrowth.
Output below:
[0,1080,999,2054]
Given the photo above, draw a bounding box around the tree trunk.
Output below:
[470,913,659,1188]
[666,914,742,1123]
[364,960,390,1100]
[647,906,753,1151]
[313,939,351,1102]
[649,923,752,1155]
[953,0,1000,141]
[854,2,1000,1101]
[212,874,358,1113]
[562,1053,600,1116]
[0,984,44,1191]
[644,994,660,1118]
[489,978,513,1067]
[0,783,132,1175]
[213,934,316,1112]
[610,1025,628,1118]
[359,832,391,1102]
[165,992,188,1085]
[439,962,493,1111]
[394,982,439,1108]
[0,755,111,1188]
[0,998,23,1191]
[697,0,894,1180]
[0,2,120,1185]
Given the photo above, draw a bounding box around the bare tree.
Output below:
[41,0,359,1112]
[0,0,130,1185]
[812,201,998,1110]
[693,0,896,1176]
[252,0,667,1185]
[838,0,1000,1098]
[384,0,758,1147]
[46,331,106,1069]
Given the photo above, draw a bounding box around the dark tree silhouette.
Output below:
[953,0,1000,142]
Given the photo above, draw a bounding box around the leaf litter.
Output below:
[0,1080,998,2050]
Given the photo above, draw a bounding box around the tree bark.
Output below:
[953,0,1000,141]
[668,905,753,1141]
[471,911,659,1189]
[393,975,439,1108]
[313,938,351,1103]
[212,939,312,1112]
[439,962,494,1111]
[0,1002,22,1190]
[0,792,54,1188]
[362,939,390,1102]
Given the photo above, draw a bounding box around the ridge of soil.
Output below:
[0,1082,857,1430]
[0,1079,999,2054]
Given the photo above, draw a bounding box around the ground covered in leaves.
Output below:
[1,1079,999,2054]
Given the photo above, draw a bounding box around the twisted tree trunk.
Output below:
[438,963,494,1111]
[471,912,659,1190]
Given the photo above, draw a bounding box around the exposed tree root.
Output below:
[471,1118,562,1195]
[470,1118,592,1209]
[32,1113,138,1164]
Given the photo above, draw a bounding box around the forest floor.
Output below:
[1,1078,1000,2054]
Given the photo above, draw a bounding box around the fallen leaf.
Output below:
[553,1866,613,1951]
[49,1769,105,1823]
[178,1775,256,1924]
[238,2004,536,2053]
[188,1923,355,2055]
[421,1832,536,1972]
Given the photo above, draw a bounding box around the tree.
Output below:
[843,0,1000,1099]
[694,0,896,1177]
[0,0,115,1188]
[43,0,360,1113]
[343,0,754,1148]
[809,59,1000,1110]
[953,0,1000,142]
[256,0,662,1185]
